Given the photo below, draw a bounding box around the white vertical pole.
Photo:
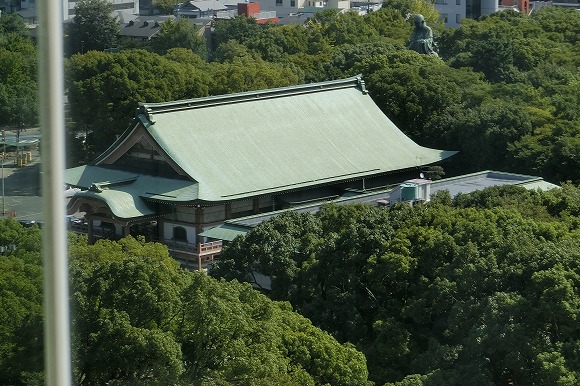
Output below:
[38,0,72,384]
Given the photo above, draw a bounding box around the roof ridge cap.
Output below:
[137,75,366,119]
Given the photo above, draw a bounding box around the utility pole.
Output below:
[1,130,4,216]
[16,125,20,167]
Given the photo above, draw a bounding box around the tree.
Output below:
[177,272,372,386]
[68,235,372,385]
[1,229,372,385]
[69,236,188,385]
[360,50,470,145]
[0,28,38,165]
[152,18,207,57]
[312,10,380,46]
[207,55,303,95]
[152,0,179,14]
[0,48,38,129]
[65,49,211,161]
[66,0,120,55]
[381,0,440,26]
[0,219,44,385]
[0,12,27,35]
[212,15,263,52]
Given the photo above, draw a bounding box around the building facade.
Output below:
[65,76,456,266]
[5,0,138,21]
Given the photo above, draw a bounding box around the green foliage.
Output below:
[212,16,263,53]
[207,55,303,95]
[152,0,180,14]
[0,219,43,385]
[178,273,371,386]
[66,0,120,54]
[152,18,207,57]
[310,10,381,46]
[1,231,371,385]
[0,13,27,35]
[69,236,187,385]
[0,28,38,129]
[381,0,440,26]
[65,49,211,160]
[212,188,580,385]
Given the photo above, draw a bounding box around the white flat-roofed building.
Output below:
[13,0,138,21]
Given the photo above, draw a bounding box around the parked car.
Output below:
[18,219,43,228]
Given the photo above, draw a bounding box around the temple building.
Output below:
[65,76,456,266]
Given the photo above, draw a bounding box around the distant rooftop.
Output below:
[429,170,559,198]
[201,170,559,241]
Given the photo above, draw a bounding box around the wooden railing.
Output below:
[166,240,223,272]
[197,240,222,256]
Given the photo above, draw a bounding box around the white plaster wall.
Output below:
[163,222,197,244]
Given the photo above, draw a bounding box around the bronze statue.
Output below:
[408,14,438,56]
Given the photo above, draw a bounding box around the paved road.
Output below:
[1,127,43,221]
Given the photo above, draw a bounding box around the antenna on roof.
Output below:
[420,172,425,179]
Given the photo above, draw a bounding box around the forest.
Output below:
[0,0,579,384]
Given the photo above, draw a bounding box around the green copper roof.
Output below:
[65,165,198,202]
[65,165,139,188]
[126,76,455,202]
[199,223,252,242]
[73,188,157,220]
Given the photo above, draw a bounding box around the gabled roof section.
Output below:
[65,165,199,202]
[179,0,228,12]
[130,75,456,202]
[119,17,170,40]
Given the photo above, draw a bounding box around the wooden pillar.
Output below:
[156,217,164,241]
[197,243,203,272]
[122,224,130,237]
[195,206,204,241]
[225,202,232,220]
[253,198,260,214]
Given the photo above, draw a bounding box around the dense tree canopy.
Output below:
[212,185,580,385]
[0,17,38,130]
[0,219,43,385]
[65,49,211,162]
[3,5,580,386]
[0,226,371,385]
[152,18,207,57]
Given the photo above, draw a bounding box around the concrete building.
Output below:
[254,0,350,19]
[435,0,499,27]
[3,0,138,22]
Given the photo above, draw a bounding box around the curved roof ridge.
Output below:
[136,75,367,121]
